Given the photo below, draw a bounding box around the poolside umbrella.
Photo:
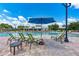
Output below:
[28,17,55,39]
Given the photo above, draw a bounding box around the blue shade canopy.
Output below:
[28,17,55,24]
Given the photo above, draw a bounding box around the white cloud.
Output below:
[9,16,29,27]
[0,15,20,27]
[0,10,29,27]
[0,19,7,24]
[0,19,13,26]
[3,9,9,13]
[0,15,2,17]
[0,15,29,27]
[1,15,20,27]
[1,13,6,16]
[68,17,77,23]
[18,16,28,26]
[62,17,78,24]
[12,18,18,21]
[71,3,79,9]
[53,17,79,28]
[0,15,3,19]
[6,16,12,20]
[55,22,63,26]
[18,16,27,21]
[2,15,18,21]
[11,20,21,27]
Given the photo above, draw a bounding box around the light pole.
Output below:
[62,3,71,42]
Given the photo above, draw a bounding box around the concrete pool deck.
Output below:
[0,36,79,56]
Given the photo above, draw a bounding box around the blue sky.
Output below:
[0,3,79,27]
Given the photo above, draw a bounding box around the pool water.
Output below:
[68,33,79,37]
[0,31,58,36]
[0,32,79,37]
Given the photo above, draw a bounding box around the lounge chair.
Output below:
[51,32,65,43]
[27,34,39,49]
[18,32,28,45]
[7,33,20,44]
[28,34,39,43]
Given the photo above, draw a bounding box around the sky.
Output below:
[0,3,79,28]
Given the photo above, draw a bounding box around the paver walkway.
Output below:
[0,37,79,56]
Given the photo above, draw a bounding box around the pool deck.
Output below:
[0,36,79,56]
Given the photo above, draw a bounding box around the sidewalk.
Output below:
[0,37,79,56]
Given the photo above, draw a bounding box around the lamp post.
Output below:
[62,3,71,42]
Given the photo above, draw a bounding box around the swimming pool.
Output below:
[0,32,79,37]
[0,32,59,37]
[68,33,79,37]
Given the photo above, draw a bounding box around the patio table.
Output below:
[10,41,22,55]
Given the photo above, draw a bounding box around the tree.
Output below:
[68,22,79,30]
[48,25,51,30]
[0,23,13,29]
[48,24,59,31]
[52,24,59,31]
[25,26,29,29]
[18,26,25,30]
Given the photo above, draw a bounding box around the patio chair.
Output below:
[18,32,28,45]
[51,32,65,44]
[7,33,20,44]
[27,34,39,49]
